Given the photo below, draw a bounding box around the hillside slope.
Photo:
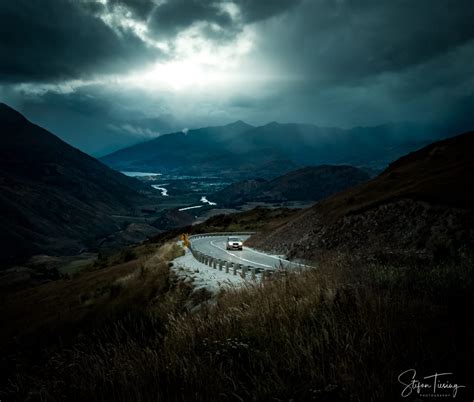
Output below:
[0,103,148,267]
[247,132,474,262]
[212,165,370,206]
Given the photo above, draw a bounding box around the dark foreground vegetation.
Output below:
[1,238,472,401]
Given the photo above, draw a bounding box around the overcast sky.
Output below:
[1,0,473,155]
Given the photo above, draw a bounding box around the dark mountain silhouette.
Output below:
[247,132,474,263]
[101,120,449,178]
[212,165,369,206]
[0,103,148,268]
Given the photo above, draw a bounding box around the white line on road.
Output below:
[210,240,273,268]
[179,205,203,211]
[243,246,289,262]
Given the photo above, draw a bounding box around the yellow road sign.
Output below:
[180,233,190,248]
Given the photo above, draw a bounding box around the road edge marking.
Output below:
[210,240,273,268]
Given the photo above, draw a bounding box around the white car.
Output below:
[226,236,243,251]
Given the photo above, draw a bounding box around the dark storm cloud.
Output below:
[149,0,232,37]
[0,0,155,83]
[234,0,300,22]
[1,0,472,88]
[0,0,299,84]
[107,0,156,20]
[262,0,474,84]
[106,0,299,29]
[146,0,298,40]
[239,0,474,128]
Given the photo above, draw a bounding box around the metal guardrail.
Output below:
[188,232,256,239]
[186,232,307,281]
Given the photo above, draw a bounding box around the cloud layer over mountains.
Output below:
[1,0,473,154]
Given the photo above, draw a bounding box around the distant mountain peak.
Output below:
[0,102,27,123]
[225,120,253,129]
[266,121,280,127]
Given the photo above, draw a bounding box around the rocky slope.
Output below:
[212,165,370,206]
[247,131,474,263]
[0,103,148,268]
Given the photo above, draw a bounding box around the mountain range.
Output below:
[247,131,474,263]
[101,120,451,178]
[0,103,148,268]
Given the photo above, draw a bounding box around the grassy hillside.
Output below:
[1,243,472,401]
[248,132,474,263]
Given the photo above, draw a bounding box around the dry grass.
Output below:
[0,242,183,348]
[2,252,472,401]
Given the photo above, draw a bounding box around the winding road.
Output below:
[190,235,299,270]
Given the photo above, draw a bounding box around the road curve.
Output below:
[190,235,297,270]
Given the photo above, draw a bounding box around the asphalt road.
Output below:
[190,235,298,270]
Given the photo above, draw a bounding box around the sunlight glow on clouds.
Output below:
[96,2,170,52]
[6,0,291,109]
[123,25,256,91]
[12,16,262,95]
[217,2,240,20]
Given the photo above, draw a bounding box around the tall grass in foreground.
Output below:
[4,251,474,401]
